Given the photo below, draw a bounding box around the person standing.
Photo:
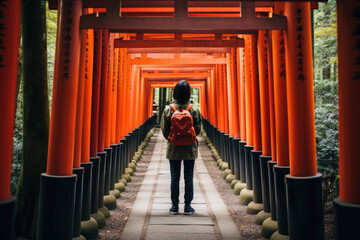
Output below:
[160,80,202,215]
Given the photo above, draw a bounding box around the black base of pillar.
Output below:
[228,136,234,175]
[260,156,272,213]
[233,138,240,180]
[286,174,324,240]
[110,144,118,191]
[0,196,16,240]
[73,168,84,238]
[267,161,277,221]
[273,165,290,236]
[104,148,113,195]
[115,143,122,183]
[36,173,77,240]
[334,197,360,240]
[81,162,93,221]
[97,152,107,208]
[239,141,246,183]
[251,150,263,204]
[90,157,100,214]
[245,145,254,190]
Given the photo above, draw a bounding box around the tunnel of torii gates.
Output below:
[0,0,360,240]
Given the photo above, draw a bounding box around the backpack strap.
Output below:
[170,104,177,112]
[185,104,193,111]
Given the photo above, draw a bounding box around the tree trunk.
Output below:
[15,0,49,238]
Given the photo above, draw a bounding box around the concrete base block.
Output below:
[234,182,247,195]
[231,179,240,189]
[262,217,278,239]
[115,182,126,192]
[222,169,231,179]
[122,173,132,182]
[120,178,128,186]
[103,194,117,210]
[126,168,134,176]
[98,206,110,218]
[81,217,99,240]
[128,162,136,171]
[239,188,253,206]
[72,234,86,240]
[270,231,289,240]
[246,201,263,215]
[226,174,236,184]
[110,189,121,199]
[90,211,106,229]
[255,210,271,225]
[221,162,229,171]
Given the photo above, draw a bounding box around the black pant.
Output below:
[169,160,195,206]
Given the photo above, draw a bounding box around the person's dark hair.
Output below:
[173,80,191,104]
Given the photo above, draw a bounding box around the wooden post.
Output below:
[0,0,21,201]
[244,36,253,147]
[250,35,262,152]
[258,30,271,157]
[222,64,230,134]
[271,3,290,237]
[90,30,103,158]
[46,0,81,176]
[37,1,81,239]
[334,1,360,239]
[0,0,21,239]
[284,3,324,239]
[81,28,94,163]
[73,29,88,169]
[239,48,247,142]
[98,30,109,153]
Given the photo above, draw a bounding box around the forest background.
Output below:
[10,0,338,237]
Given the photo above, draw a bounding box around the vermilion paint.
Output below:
[115,48,124,142]
[267,33,277,162]
[272,4,289,166]
[73,29,88,168]
[90,30,103,157]
[226,53,234,137]
[337,0,360,204]
[244,36,253,146]
[104,34,114,148]
[250,35,262,152]
[81,27,94,163]
[239,48,247,142]
[110,36,119,145]
[97,30,109,152]
[285,2,316,177]
[258,30,271,156]
[0,0,21,201]
[47,0,81,176]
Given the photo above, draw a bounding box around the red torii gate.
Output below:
[1,1,360,240]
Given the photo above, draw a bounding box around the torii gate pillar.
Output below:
[283,2,324,240]
[0,1,21,239]
[37,1,82,239]
[334,1,360,239]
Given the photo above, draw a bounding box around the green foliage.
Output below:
[313,0,338,203]
[11,1,57,196]
[11,82,23,195]
[46,5,57,102]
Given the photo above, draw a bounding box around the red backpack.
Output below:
[168,104,197,146]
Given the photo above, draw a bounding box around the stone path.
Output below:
[121,132,241,240]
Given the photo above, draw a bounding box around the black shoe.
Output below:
[169,205,179,215]
[184,205,195,215]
